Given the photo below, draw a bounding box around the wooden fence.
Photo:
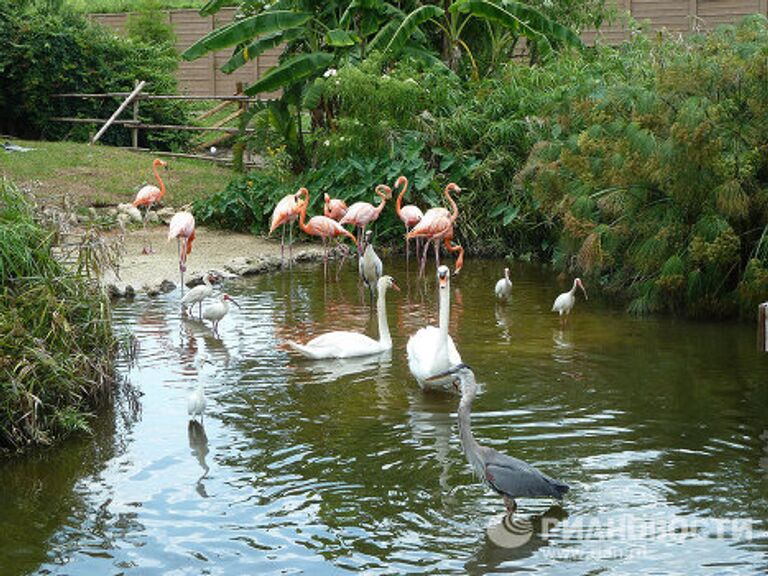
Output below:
[90,8,282,98]
[91,2,768,97]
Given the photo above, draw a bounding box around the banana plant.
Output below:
[183,1,434,172]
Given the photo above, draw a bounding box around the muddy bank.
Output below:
[104,225,328,297]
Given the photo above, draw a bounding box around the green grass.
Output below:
[0,179,117,452]
[0,139,231,210]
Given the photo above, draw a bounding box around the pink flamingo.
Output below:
[394,175,424,263]
[296,188,357,267]
[339,184,392,253]
[269,192,303,267]
[324,193,348,221]
[407,183,464,276]
[132,158,167,254]
[168,211,196,294]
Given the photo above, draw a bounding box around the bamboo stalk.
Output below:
[90,80,146,145]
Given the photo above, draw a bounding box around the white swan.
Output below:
[286,275,399,359]
[407,265,462,391]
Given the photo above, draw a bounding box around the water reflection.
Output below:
[0,259,766,575]
[187,421,210,498]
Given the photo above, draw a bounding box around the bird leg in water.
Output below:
[503,495,517,514]
[288,220,294,269]
[280,222,286,267]
[142,203,154,254]
[419,238,430,277]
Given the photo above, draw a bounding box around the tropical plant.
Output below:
[519,16,768,316]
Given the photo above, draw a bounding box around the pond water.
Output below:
[1,258,768,575]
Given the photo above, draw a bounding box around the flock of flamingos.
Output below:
[132,158,589,521]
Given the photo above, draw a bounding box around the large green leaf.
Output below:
[382,5,444,58]
[221,27,304,74]
[182,11,311,61]
[326,29,358,47]
[244,52,334,96]
[451,0,583,50]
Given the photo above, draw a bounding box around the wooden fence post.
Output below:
[131,80,140,149]
[759,302,768,352]
[90,80,146,145]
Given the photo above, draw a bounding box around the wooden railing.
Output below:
[51,81,273,166]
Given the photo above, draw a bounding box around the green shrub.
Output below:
[0,2,189,151]
[520,16,768,316]
[0,180,117,452]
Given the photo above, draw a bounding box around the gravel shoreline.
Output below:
[104,225,328,297]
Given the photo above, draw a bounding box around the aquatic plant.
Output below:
[0,180,118,452]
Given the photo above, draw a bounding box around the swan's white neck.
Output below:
[437,283,450,359]
[376,286,391,349]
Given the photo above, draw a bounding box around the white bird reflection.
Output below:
[188,420,210,498]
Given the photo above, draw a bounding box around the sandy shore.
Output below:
[104,225,326,295]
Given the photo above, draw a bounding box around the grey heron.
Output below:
[428,363,569,513]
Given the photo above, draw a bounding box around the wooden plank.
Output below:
[50,117,139,125]
[210,108,243,128]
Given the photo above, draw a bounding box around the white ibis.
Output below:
[202,293,240,336]
[495,267,513,300]
[552,278,587,324]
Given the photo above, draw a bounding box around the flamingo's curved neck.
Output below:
[457,382,484,479]
[444,185,458,223]
[297,191,310,233]
[395,178,408,217]
[374,188,388,218]
[203,275,212,288]
[153,161,166,199]
[376,286,391,349]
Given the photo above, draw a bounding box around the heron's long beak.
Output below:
[424,363,471,382]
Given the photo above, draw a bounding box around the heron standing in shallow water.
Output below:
[427,364,569,514]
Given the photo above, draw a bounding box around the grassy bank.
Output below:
[0,179,118,453]
[0,139,229,210]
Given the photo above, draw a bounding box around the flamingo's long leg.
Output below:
[419,237,430,277]
[280,223,286,267]
[288,221,294,268]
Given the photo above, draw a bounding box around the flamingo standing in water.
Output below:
[296,188,358,266]
[407,183,464,276]
[132,158,167,254]
[269,192,303,267]
[324,193,348,221]
[552,278,588,325]
[168,211,195,295]
[394,175,424,263]
[340,184,392,253]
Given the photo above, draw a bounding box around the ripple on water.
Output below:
[4,260,767,575]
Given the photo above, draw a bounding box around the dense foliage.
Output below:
[0,2,189,150]
[196,15,768,317]
[0,180,117,452]
[521,17,768,317]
